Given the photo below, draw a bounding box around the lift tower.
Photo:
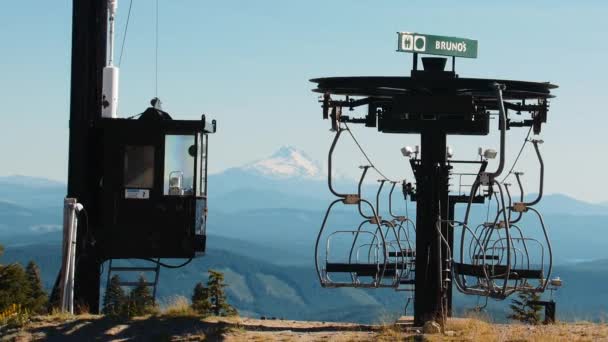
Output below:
[67,0,107,312]
[311,32,556,326]
[64,0,217,312]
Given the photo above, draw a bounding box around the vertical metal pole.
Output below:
[59,198,77,313]
[67,0,107,313]
[414,131,449,326]
[68,210,78,314]
[59,198,80,314]
[446,201,456,316]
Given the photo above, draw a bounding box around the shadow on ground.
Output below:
[20,316,378,341]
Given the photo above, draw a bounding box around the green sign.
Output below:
[397,32,478,59]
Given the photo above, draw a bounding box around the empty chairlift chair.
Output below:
[315,129,396,288]
[453,180,516,298]
[362,179,409,288]
[453,139,552,299]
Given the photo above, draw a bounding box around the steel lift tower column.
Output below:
[413,129,450,324]
[68,0,107,311]
[311,32,556,326]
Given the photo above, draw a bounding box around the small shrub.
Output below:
[191,270,237,317]
[25,261,48,314]
[508,291,543,325]
[0,263,29,312]
[47,308,73,322]
[102,275,127,318]
[0,304,30,329]
[128,275,157,317]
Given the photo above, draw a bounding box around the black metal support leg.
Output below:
[67,0,107,313]
[414,131,449,326]
[446,202,456,316]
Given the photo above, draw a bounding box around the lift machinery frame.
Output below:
[311,33,556,325]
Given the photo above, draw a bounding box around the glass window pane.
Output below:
[196,133,209,197]
[164,135,195,196]
[124,145,155,188]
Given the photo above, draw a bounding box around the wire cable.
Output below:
[154,0,159,97]
[118,0,134,67]
[343,122,397,182]
[142,257,194,269]
[501,126,532,183]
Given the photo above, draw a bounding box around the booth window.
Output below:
[196,133,208,197]
[124,145,155,188]
[164,135,195,195]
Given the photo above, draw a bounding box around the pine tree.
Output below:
[507,291,542,324]
[25,261,48,314]
[102,275,126,317]
[0,262,29,312]
[191,282,212,315]
[206,270,237,317]
[128,275,155,317]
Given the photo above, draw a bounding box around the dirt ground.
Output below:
[2,315,608,341]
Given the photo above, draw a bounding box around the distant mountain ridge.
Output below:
[241,146,323,180]
[0,175,65,188]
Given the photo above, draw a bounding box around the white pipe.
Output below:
[101,66,119,118]
[68,212,77,314]
[60,198,80,314]
[102,0,120,118]
[59,199,72,312]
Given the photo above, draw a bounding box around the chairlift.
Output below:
[315,128,401,288]
[453,138,552,299]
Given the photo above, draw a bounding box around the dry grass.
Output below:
[7,313,608,342]
[44,308,76,322]
[436,318,496,341]
[160,295,198,318]
[427,318,608,342]
[375,323,408,341]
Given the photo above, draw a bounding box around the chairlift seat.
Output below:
[472,254,500,260]
[453,262,544,280]
[325,262,406,277]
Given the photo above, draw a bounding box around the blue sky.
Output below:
[1,1,607,202]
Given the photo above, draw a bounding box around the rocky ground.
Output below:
[2,314,608,341]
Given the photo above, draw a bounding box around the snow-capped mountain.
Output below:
[242,146,323,179]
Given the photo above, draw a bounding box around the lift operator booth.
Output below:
[99,107,216,259]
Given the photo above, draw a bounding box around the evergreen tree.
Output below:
[508,291,543,324]
[191,282,212,315]
[102,275,126,317]
[47,273,62,313]
[0,263,29,312]
[206,270,237,317]
[25,261,48,314]
[128,275,155,317]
